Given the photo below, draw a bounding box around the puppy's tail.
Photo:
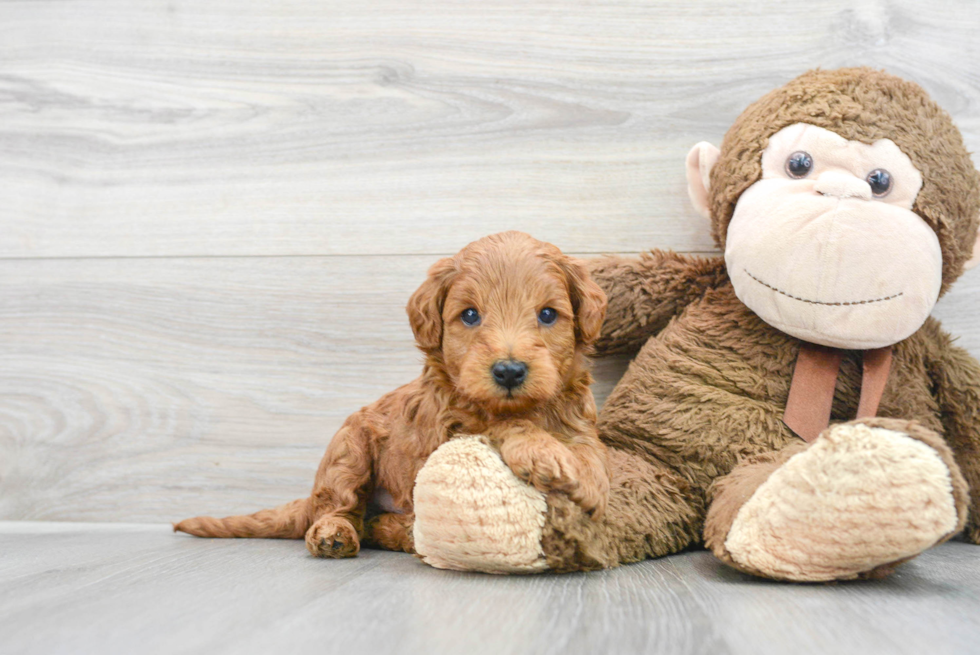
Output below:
[173,497,312,539]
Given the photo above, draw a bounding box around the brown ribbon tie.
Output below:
[783,342,893,443]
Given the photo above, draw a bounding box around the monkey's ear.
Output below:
[406,256,458,352]
[965,228,980,270]
[560,257,608,345]
[686,141,721,220]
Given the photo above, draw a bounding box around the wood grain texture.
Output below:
[1,0,978,258]
[0,253,977,523]
[2,0,980,524]
[0,254,635,522]
[2,522,980,655]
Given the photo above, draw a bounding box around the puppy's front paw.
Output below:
[570,466,610,521]
[305,515,360,558]
[500,437,580,498]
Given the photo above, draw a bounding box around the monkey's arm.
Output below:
[926,329,980,544]
[585,251,728,356]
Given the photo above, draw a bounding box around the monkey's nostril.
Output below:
[491,360,528,390]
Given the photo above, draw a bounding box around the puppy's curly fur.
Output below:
[174,231,609,558]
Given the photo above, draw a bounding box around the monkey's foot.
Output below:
[413,435,549,574]
[722,419,967,581]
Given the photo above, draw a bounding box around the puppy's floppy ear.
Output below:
[406,256,458,352]
[558,256,607,345]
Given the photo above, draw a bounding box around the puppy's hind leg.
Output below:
[305,414,377,559]
[364,512,415,553]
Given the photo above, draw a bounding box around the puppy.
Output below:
[175,231,609,558]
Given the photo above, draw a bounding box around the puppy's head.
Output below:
[407,231,606,414]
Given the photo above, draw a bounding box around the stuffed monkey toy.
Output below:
[411,67,980,581]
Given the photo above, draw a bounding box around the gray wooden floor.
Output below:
[2,522,979,655]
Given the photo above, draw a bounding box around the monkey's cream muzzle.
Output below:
[724,123,941,350]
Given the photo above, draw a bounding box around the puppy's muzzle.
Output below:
[491,360,528,390]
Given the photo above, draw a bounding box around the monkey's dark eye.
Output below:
[538,307,558,326]
[866,169,892,197]
[460,308,481,326]
[785,151,813,178]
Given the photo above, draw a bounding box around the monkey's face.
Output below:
[724,123,942,349]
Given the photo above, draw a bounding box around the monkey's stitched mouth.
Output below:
[743,269,903,307]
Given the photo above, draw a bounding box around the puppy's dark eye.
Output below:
[785,151,813,179]
[538,307,558,326]
[460,308,481,326]
[866,169,892,197]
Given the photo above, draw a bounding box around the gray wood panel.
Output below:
[0,253,977,524]
[1,522,979,655]
[0,254,633,522]
[1,0,978,258]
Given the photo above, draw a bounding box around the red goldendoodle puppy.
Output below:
[175,231,609,558]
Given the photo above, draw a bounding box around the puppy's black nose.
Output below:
[491,360,528,390]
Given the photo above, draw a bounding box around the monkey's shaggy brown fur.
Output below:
[531,68,980,575]
[175,231,610,558]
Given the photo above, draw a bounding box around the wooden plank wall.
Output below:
[2,0,979,523]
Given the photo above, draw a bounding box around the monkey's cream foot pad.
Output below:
[725,423,961,582]
[413,435,549,574]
